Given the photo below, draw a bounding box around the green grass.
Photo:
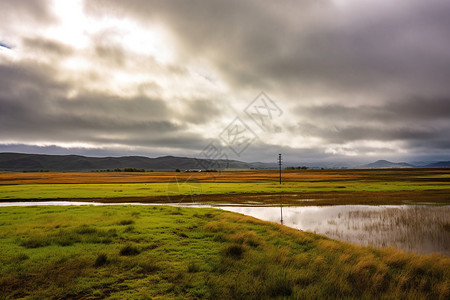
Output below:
[0,205,448,299]
[1,180,450,200]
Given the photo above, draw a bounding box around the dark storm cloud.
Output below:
[1,0,449,162]
[297,97,450,123]
[292,96,450,157]
[0,61,65,94]
[294,122,438,144]
[83,0,450,161]
[410,138,450,151]
[85,0,450,97]
[0,59,214,152]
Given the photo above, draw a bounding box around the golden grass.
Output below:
[2,169,449,207]
[1,168,449,185]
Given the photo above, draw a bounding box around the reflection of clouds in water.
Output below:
[1,202,448,256]
[224,207,280,223]
[221,205,450,256]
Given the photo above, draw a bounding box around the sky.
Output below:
[1,0,450,165]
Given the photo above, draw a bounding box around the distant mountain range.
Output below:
[0,153,448,171]
[0,152,275,171]
[357,160,450,169]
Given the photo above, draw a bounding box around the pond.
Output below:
[222,204,450,256]
[1,202,449,256]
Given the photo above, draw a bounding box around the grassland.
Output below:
[0,180,449,199]
[0,205,449,299]
[1,168,450,184]
[1,169,449,205]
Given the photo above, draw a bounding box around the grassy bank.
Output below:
[0,205,448,299]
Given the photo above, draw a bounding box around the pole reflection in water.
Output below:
[280,195,283,225]
[221,204,450,256]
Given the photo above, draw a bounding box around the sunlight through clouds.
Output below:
[0,0,449,164]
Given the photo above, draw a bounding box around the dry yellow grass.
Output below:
[1,168,449,185]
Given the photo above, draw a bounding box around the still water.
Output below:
[223,205,450,256]
[1,202,449,255]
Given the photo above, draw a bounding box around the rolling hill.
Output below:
[358,160,414,169]
[1,153,449,171]
[0,153,275,171]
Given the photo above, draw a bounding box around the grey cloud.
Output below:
[0,0,56,48]
[293,98,450,148]
[409,138,450,151]
[0,80,177,142]
[1,0,450,163]
[94,44,126,67]
[22,37,74,57]
[294,120,443,145]
[0,0,55,25]
[0,56,221,154]
[297,97,450,124]
[0,62,66,95]
[234,140,369,166]
[181,99,222,125]
[57,93,170,121]
[77,132,206,151]
[89,29,127,68]
[326,126,438,143]
[85,0,450,98]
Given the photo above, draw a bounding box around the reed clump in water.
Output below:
[318,206,449,255]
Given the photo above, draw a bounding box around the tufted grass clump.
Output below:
[119,244,140,256]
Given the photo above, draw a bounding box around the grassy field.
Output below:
[1,168,450,184]
[0,205,449,299]
[1,180,449,199]
[1,169,449,205]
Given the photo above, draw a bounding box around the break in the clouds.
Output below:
[0,43,12,50]
[1,0,450,164]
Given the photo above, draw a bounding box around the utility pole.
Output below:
[278,154,283,224]
[278,153,282,184]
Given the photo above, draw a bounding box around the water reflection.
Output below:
[223,205,450,256]
[0,202,448,255]
[0,201,146,206]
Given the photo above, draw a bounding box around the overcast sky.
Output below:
[1,0,449,164]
